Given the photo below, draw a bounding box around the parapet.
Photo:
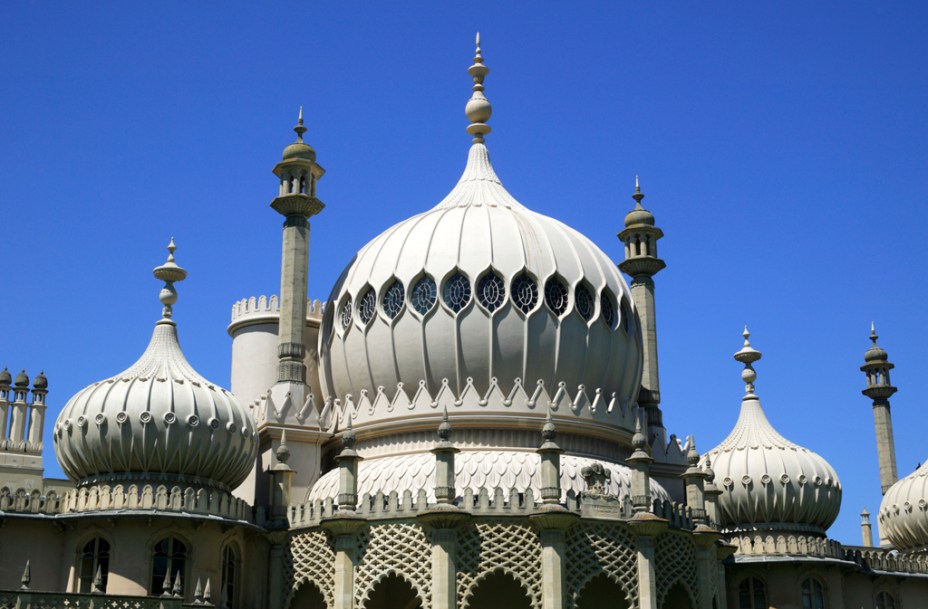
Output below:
[228,295,326,335]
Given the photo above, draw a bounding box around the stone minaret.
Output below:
[618,178,666,444]
[257,110,328,505]
[861,323,898,495]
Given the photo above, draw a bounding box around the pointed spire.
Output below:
[203,578,212,606]
[172,571,183,598]
[437,406,453,441]
[194,577,203,604]
[92,564,104,594]
[20,560,30,589]
[632,175,644,207]
[465,32,492,144]
[162,568,173,597]
[153,238,188,321]
[294,105,307,142]
[734,326,762,396]
[276,429,291,465]
[871,321,878,343]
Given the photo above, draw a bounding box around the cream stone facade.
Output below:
[3,36,928,609]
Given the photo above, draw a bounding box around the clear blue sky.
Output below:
[2,2,926,544]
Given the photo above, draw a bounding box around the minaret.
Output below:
[618,178,666,443]
[251,110,328,507]
[861,323,898,495]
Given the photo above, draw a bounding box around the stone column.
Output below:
[267,538,286,609]
[530,511,578,609]
[324,522,365,609]
[8,374,28,444]
[431,529,457,609]
[682,437,708,526]
[0,381,9,442]
[693,528,722,609]
[861,508,873,547]
[270,431,295,522]
[632,528,659,609]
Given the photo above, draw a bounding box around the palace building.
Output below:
[2,36,927,609]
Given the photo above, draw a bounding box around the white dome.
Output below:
[879,460,928,550]
[307,450,671,505]
[54,248,257,491]
[318,143,642,431]
[704,332,841,533]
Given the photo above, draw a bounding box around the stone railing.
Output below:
[287,486,693,531]
[727,530,844,558]
[1,484,260,526]
[843,546,928,574]
[0,590,184,609]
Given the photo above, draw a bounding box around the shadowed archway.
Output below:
[662,582,695,609]
[364,573,421,609]
[466,570,532,609]
[576,573,629,609]
[290,582,326,609]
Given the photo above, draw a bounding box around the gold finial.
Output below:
[465,32,492,144]
[294,106,307,142]
[153,238,188,321]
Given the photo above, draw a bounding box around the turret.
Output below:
[618,178,666,445]
[861,323,898,495]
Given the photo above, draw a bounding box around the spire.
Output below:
[861,324,899,495]
[465,32,492,144]
[294,105,307,142]
[632,175,644,208]
[153,238,187,321]
[734,326,762,397]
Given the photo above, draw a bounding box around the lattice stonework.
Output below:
[565,522,638,608]
[287,530,336,609]
[655,532,698,607]
[355,523,432,609]
[458,522,543,609]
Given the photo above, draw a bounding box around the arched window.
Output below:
[221,545,238,609]
[662,582,694,609]
[737,577,766,609]
[467,571,530,609]
[150,537,188,596]
[78,537,110,593]
[800,577,825,609]
[875,591,896,609]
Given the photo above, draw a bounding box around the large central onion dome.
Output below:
[54,242,257,490]
[319,39,642,429]
[703,329,841,533]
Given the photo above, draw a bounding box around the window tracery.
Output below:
[544,277,569,317]
[339,297,353,330]
[358,288,376,325]
[600,291,616,328]
[411,276,437,315]
[442,272,472,313]
[737,577,766,609]
[800,577,825,609]
[222,545,239,609]
[78,537,109,593]
[382,279,405,319]
[150,537,187,596]
[511,274,538,314]
[576,284,594,321]
[477,271,506,312]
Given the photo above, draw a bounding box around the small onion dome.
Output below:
[879,460,928,550]
[282,106,315,161]
[308,451,672,505]
[0,367,11,386]
[33,371,48,390]
[14,370,28,388]
[623,177,655,227]
[53,241,257,490]
[703,328,842,533]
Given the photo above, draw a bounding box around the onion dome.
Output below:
[623,177,655,227]
[879,460,928,550]
[864,322,889,363]
[0,367,11,386]
[308,451,672,505]
[703,328,842,533]
[282,106,316,161]
[54,241,257,490]
[14,370,28,388]
[33,371,47,390]
[319,37,642,430]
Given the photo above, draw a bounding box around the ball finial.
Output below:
[734,326,762,395]
[153,238,187,320]
[465,32,492,143]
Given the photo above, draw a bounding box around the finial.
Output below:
[870,321,879,345]
[194,577,203,603]
[541,409,557,442]
[734,326,762,396]
[632,175,644,207]
[465,32,492,144]
[276,430,291,464]
[92,564,104,594]
[632,409,647,451]
[437,406,453,441]
[294,106,307,142]
[153,238,188,321]
[172,571,183,597]
[686,435,699,466]
[342,415,357,449]
[203,578,212,605]
[703,454,715,483]
[20,560,30,589]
